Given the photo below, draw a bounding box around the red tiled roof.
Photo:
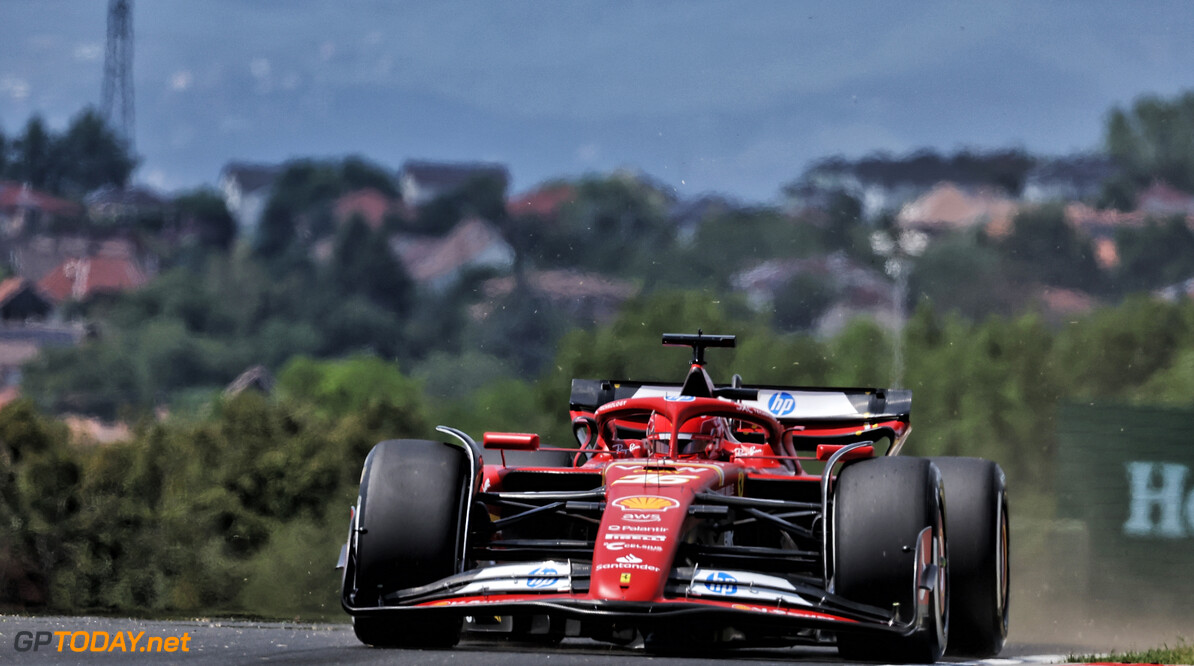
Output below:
[0,277,30,306]
[507,184,576,219]
[1036,287,1098,318]
[0,386,19,409]
[1137,181,1194,216]
[898,182,1018,234]
[0,181,83,218]
[37,256,147,303]
[1064,203,1151,234]
[482,269,637,301]
[334,188,397,230]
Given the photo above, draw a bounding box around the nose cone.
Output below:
[591,492,685,601]
[590,462,726,601]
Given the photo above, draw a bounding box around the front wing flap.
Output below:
[343,560,929,642]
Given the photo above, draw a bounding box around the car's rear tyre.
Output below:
[349,439,467,648]
[930,457,1009,658]
[834,457,948,663]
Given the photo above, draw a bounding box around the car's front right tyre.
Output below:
[834,456,948,663]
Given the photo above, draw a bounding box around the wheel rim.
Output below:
[996,489,1009,631]
[934,481,948,650]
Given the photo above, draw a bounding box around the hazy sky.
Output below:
[3,1,1193,202]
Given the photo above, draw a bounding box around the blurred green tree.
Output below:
[50,108,137,197]
[997,204,1101,291]
[1114,215,1194,291]
[1106,92,1194,192]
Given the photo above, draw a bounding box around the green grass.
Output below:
[1069,639,1194,664]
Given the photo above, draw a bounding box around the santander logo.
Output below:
[616,553,643,564]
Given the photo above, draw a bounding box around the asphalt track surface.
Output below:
[0,615,1080,665]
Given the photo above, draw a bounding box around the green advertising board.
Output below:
[1056,402,1194,612]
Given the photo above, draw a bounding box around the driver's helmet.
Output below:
[645,412,728,456]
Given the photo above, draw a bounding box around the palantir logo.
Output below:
[703,571,738,595]
[527,567,559,588]
[767,392,796,416]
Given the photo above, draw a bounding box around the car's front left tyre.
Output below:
[348,439,468,648]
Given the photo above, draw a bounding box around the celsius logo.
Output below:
[767,392,796,416]
[703,571,739,595]
[527,567,559,588]
[664,395,695,402]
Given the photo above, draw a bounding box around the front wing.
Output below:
[342,559,939,644]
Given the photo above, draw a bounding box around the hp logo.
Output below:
[527,567,560,588]
[703,572,738,595]
[767,392,796,416]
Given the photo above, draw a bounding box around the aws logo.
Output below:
[613,496,679,512]
[620,512,662,523]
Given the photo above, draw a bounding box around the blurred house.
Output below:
[473,269,638,324]
[0,278,85,386]
[1033,286,1098,324]
[225,365,275,397]
[84,184,168,225]
[1136,181,1194,217]
[38,255,148,304]
[0,181,84,236]
[0,279,54,389]
[732,252,895,337]
[897,182,1019,236]
[1155,275,1194,302]
[1021,155,1118,203]
[1062,184,1194,270]
[219,162,281,237]
[786,158,950,220]
[5,235,143,283]
[0,278,53,322]
[390,218,515,291]
[399,160,509,208]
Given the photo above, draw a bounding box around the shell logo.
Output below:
[613,496,679,511]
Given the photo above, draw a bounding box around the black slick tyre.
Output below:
[834,456,948,663]
[930,457,1009,658]
[349,439,468,648]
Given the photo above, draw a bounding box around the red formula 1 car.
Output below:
[338,333,1009,662]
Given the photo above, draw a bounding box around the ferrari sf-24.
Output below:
[338,333,1008,662]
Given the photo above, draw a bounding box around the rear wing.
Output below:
[569,379,911,426]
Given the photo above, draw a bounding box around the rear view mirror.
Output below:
[483,432,540,451]
[815,443,874,462]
